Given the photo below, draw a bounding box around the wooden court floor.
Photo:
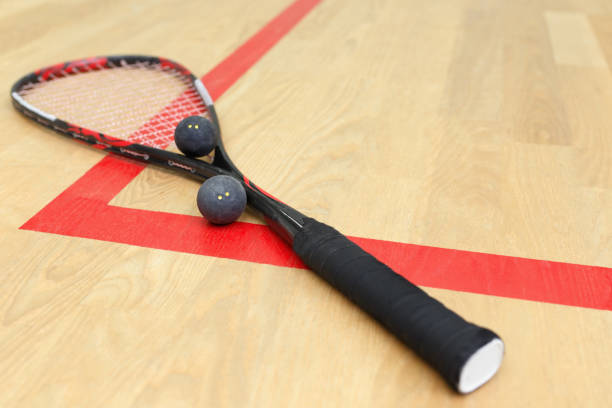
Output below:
[1,0,611,406]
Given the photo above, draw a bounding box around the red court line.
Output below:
[21,155,612,312]
[21,155,302,268]
[203,0,322,100]
[20,0,612,312]
[21,160,612,311]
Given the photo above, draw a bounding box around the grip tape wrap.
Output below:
[293,218,502,392]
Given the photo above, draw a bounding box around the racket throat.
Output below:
[263,214,298,244]
[248,192,305,244]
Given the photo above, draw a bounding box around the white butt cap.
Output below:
[457,338,504,393]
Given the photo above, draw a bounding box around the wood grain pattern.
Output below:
[546,11,608,68]
[1,0,611,406]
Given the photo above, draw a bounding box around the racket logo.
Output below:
[71,132,89,142]
[168,160,195,173]
[66,125,131,147]
[68,130,111,150]
[119,148,150,160]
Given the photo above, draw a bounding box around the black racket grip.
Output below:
[293,218,503,393]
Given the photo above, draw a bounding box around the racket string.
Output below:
[17,62,208,149]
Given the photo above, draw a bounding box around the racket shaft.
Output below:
[293,217,501,392]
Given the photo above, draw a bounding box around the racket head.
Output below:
[11,54,303,234]
[11,55,220,156]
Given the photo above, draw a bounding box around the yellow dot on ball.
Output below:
[217,195,222,200]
